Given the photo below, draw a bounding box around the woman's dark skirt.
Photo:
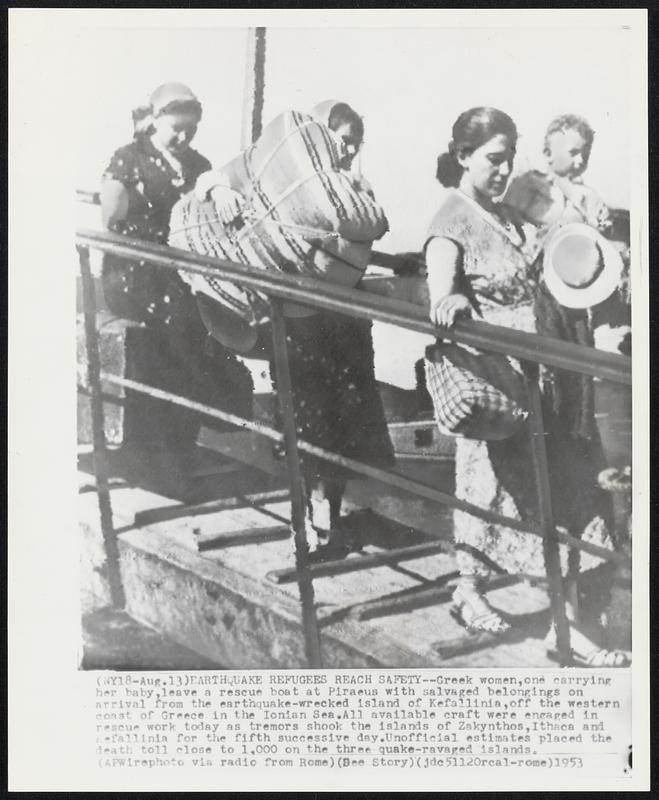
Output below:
[269,310,394,483]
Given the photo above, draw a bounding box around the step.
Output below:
[80,471,563,669]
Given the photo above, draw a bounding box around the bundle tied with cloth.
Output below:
[169,107,389,355]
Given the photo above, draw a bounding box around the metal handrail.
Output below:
[76,214,631,670]
[94,370,627,569]
[77,188,426,274]
[76,228,631,386]
[77,189,100,205]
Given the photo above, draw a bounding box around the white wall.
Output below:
[75,27,248,190]
[264,27,630,253]
[76,24,631,253]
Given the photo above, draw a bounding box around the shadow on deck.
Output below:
[78,368,631,671]
[79,435,581,670]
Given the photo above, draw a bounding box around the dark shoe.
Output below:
[307,539,351,564]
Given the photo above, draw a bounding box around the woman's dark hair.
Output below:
[327,102,364,140]
[132,104,154,137]
[132,98,203,139]
[436,107,518,188]
[155,98,203,121]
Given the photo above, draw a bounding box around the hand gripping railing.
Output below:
[76,227,631,669]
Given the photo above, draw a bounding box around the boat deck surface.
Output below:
[79,431,561,669]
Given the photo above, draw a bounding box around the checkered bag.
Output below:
[424,342,528,440]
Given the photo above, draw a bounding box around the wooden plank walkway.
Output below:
[79,437,557,668]
[155,502,555,668]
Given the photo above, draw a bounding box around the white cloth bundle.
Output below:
[169,110,389,325]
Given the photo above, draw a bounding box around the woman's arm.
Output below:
[194,170,246,226]
[425,237,473,327]
[100,178,130,230]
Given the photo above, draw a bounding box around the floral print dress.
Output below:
[424,189,615,580]
[102,135,254,453]
[270,310,395,484]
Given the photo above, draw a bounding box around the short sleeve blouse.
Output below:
[425,189,536,316]
[103,135,211,243]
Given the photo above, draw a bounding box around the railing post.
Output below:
[241,27,267,149]
[523,363,572,666]
[269,299,323,668]
[78,245,125,608]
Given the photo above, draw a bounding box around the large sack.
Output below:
[169,110,389,343]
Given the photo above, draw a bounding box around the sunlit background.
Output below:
[76,25,631,254]
[73,21,633,388]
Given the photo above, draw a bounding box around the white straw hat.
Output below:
[542,223,623,309]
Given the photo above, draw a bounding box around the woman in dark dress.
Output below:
[100,83,253,494]
[270,101,395,558]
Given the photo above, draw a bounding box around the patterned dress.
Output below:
[102,135,254,453]
[424,189,614,580]
[270,310,395,483]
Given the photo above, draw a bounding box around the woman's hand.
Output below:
[432,293,473,328]
[194,170,227,201]
[210,186,246,227]
[195,171,246,226]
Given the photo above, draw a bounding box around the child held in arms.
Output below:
[505,114,631,354]
[504,113,611,234]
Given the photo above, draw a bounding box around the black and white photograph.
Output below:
[9,8,649,792]
[73,15,637,672]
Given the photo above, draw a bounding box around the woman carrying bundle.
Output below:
[273,101,394,558]
[187,100,394,559]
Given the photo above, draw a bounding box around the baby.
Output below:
[504,113,611,234]
[506,116,629,354]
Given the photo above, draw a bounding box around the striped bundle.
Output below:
[169,110,389,324]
